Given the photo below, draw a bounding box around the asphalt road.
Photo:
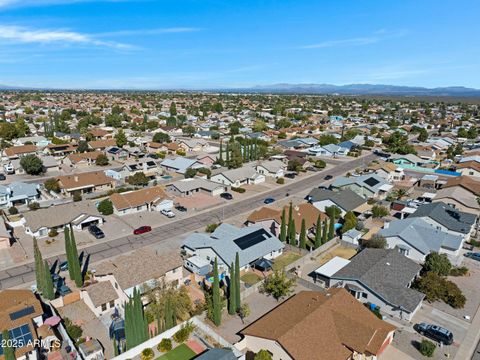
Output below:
[0,153,376,290]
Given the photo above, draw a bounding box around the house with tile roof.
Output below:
[57,171,116,195]
[2,145,38,160]
[63,151,103,168]
[110,186,173,215]
[87,139,117,150]
[456,161,480,177]
[182,223,284,273]
[314,249,424,321]
[236,288,395,360]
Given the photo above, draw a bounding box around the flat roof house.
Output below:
[314,249,424,321]
[182,223,284,273]
[236,288,396,360]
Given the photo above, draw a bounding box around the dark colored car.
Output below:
[0,173,5,181]
[220,192,233,200]
[175,205,187,212]
[89,225,105,239]
[264,197,275,204]
[416,323,454,345]
[59,261,68,272]
[285,173,296,179]
[324,175,333,180]
[465,252,480,262]
[133,226,152,235]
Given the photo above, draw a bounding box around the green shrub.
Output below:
[28,202,40,211]
[8,206,18,215]
[73,192,82,202]
[172,323,195,343]
[206,223,220,233]
[419,339,436,357]
[157,338,172,352]
[140,348,154,360]
[276,178,285,184]
[44,178,60,193]
[450,266,469,276]
[97,199,114,215]
[48,229,58,237]
[231,186,246,193]
[176,149,186,156]
[413,272,466,308]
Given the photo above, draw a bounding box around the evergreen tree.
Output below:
[322,218,328,244]
[250,143,254,161]
[212,258,222,326]
[235,252,241,311]
[70,228,83,287]
[125,288,148,349]
[164,297,175,330]
[43,260,55,300]
[288,219,296,246]
[228,262,236,315]
[225,142,230,163]
[219,141,223,163]
[2,330,15,360]
[314,216,322,249]
[279,208,287,242]
[328,212,335,240]
[64,226,74,280]
[33,237,45,294]
[299,219,306,249]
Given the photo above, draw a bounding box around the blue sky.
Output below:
[0,0,479,89]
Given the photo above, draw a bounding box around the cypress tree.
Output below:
[70,228,83,287]
[322,218,328,244]
[314,216,322,249]
[289,218,296,246]
[219,141,223,163]
[225,142,230,163]
[328,213,335,240]
[279,208,287,242]
[212,258,222,326]
[2,330,15,360]
[64,226,74,280]
[164,297,175,329]
[33,237,44,294]
[299,219,306,249]
[43,260,55,300]
[125,288,148,349]
[228,262,236,315]
[235,252,241,311]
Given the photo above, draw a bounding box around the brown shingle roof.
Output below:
[456,161,480,173]
[67,151,103,164]
[443,175,480,196]
[4,145,37,157]
[88,139,117,149]
[241,289,396,360]
[58,171,114,191]
[93,248,182,290]
[110,186,169,210]
[84,281,118,308]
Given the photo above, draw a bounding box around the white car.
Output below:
[161,209,175,218]
[3,163,14,174]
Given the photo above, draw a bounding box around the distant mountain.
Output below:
[247,83,480,97]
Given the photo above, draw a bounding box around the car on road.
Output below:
[324,175,333,180]
[465,252,480,261]
[133,226,152,235]
[264,197,275,204]
[285,173,296,179]
[220,192,233,200]
[318,185,329,190]
[3,163,14,175]
[415,322,454,345]
[175,205,187,212]
[0,173,5,181]
[88,225,105,239]
[161,209,176,218]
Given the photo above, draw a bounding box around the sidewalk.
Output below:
[454,300,480,359]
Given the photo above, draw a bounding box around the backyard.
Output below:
[272,251,302,271]
[241,272,262,286]
[156,344,196,360]
[315,245,357,266]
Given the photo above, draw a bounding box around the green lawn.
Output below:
[241,272,262,286]
[156,344,196,360]
[272,251,302,271]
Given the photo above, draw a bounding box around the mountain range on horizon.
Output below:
[1,83,480,97]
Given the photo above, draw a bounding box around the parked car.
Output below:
[465,252,480,261]
[324,174,333,180]
[0,173,5,181]
[3,163,14,175]
[88,225,105,239]
[285,173,296,179]
[133,226,152,235]
[416,323,454,345]
[175,205,187,212]
[264,197,275,204]
[220,192,233,200]
[161,209,176,218]
[59,261,68,272]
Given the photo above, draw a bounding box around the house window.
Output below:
[398,248,410,256]
[362,292,368,299]
[115,282,118,289]
[101,303,107,312]
[172,268,177,273]
[109,300,115,308]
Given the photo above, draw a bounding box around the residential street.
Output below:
[0,153,375,290]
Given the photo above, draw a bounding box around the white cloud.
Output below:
[302,36,378,49]
[98,27,201,37]
[0,25,132,49]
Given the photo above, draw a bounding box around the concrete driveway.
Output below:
[379,345,415,360]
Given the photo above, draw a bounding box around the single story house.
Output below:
[64,151,103,168]
[331,174,393,199]
[110,186,172,216]
[211,166,265,187]
[255,160,286,178]
[166,178,227,197]
[160,157,204,174]
[308,144,349,157]
[0,182,41,208]
[57,171,116,195]
[306,188,368,216]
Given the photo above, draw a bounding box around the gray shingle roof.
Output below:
[331,174,391,194]
[307,189,366,211]
[379,217,464,254]
[332,249,424,312]
[410,202,477,234]
[182,223,284,269]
